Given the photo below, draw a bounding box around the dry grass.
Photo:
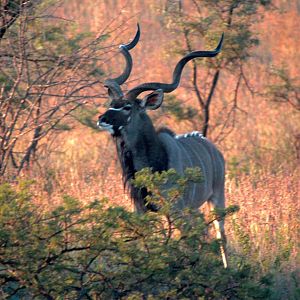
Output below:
[226,169,299,265]
[225,169,299,298]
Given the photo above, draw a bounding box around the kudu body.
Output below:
[98,25,227,268]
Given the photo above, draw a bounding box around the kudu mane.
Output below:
[116,122,171,212]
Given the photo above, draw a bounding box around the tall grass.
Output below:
[226,169,299,299]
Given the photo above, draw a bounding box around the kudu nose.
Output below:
[97,115,109,128]
[98,115,108,124]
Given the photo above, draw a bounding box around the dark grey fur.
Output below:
[98,25,228,267]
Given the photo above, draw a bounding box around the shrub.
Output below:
[0,176,271,299]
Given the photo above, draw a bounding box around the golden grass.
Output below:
[226,169,299,272]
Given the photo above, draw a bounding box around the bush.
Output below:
[0,177,271,299]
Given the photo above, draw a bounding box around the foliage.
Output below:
[162,0,272,136]
[164,0,271,67]
[163,94,198,121]
[133,167,203,211]
[0,0,107,180]
[0,177,272,299]
[72,107,100,130]
[266,66,300,111]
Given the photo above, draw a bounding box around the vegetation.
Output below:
[162,0,272,136]
[0,0,107,179]
[0,0,299,299]
[0,178,273,299]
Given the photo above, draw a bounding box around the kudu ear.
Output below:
[141,89,164,110]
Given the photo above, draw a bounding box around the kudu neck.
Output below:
[116,113,168,173]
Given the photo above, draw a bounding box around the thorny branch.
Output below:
[0,2,109,180]
[0,0,35,40]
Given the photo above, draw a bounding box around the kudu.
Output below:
[98,25,228,268]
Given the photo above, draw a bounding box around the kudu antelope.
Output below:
[98,25,228,268]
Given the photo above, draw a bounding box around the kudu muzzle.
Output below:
[98,105,132,136]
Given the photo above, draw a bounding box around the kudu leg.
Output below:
[207,200,228,269]
[213,218,228,268]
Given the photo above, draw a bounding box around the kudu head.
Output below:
[98,24,224,137]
